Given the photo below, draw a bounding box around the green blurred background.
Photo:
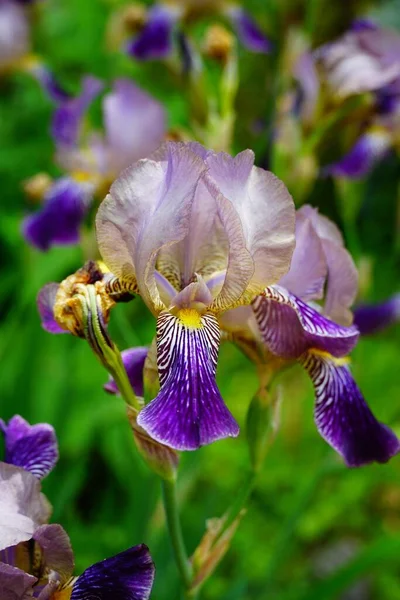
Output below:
[1,0,400,598]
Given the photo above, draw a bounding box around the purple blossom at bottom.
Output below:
[22,177,93,251]
[353,294,400,335]
[127,5,177,60]
[0,415,58,480]
[137,312,239,451]
[227,7,272,54]
[71,545,155,600]
[301,352,400,467]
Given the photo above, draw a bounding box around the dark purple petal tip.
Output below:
[22,177,93,251]
[0,415,59,479]
[323,132,390,179]
[71,544,155,600]
[353,294,400,335]
[301,352,400,467]
[105,347,148,396]
[37,283,67,334]
[228,8,272,54]
[127,5,176,60]
[253,285,359,360]
[137,312,239,451]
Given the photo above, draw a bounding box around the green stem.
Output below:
[162,479,193,590]
[214,469,257,544]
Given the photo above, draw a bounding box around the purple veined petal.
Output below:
[37,283,67,334]
[103,78,166,173]
[70,544,155,600]
[0,1,29,70]
[0,415,59,480]
[300,351,400,467]
[227,7,272,54]
[0,463,51,551]
[137,311,239,451]
[252,285,359,360]
[353,293,400,335]
[323,130,391,179]
[126,5,178,61]
[96,142,207,313]
[0,562,36,600]
[105,347,148,396]
[205,150,295,310]
[22,177,93,251]
[51,76,104,148]
[33,524,74,582]
[278,210,327,302]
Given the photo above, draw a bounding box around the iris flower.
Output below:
[93,141,296,451]
[294,20,400,178]
[23,77,166,251]
[0,415,155,599]
[126,0,271,61]
[227,205,399,467]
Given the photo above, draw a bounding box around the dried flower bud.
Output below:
[23,173,53,203]
[203,25,234,64]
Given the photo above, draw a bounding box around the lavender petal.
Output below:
[105,347,148,396]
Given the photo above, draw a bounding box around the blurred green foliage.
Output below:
[1,0,400,598]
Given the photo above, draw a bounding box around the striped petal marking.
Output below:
[137,309,239,451]
[70,545,155,600]
[301,350,400,467]
[252,285,359,359]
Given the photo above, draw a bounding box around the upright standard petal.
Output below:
[0,463,50,551]
[103,79,166,173]
[0,415,58,479]
[0,562,36,600]
[323,130,391,179]
[206,150,295,310]
[70,544,155,600]
[33,524,74,581]
[300,351,400,466]
[278,210,327,302]
[227,8,271,53]
[37,283,67,334]
[96,143,207,313]
[137,311,239,450]
[252,285,359,359]
[105,347,148,396]
[353,293,400,335]
[52,76,103,148]
[127,5,177,60]
[22,177,93,251]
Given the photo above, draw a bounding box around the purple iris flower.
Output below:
[95,141,295,451]
[249,206,400,467]
[126,1,271,62]
[23,76,166,251]
[353,293,400,335]
[0,416,155,599]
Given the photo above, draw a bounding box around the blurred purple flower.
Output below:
[96,141,295,450]
[126,1,271,62]
[105,347,149,397]
[228,206,399,467]
[0,0,29,70]
[354,293,400,335]
[23,77,166,251]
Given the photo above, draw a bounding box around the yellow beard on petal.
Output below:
[308,349,351,366]
[177,308,203,329]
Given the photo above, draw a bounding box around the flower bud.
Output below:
[23,173,53,203]
[203,25,234,64]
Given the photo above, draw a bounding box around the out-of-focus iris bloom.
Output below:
[0,415,155,599]
[23,76,166,251]
[294,20,400,178]
[126,0,271,61]
[0,0,68,101]
[92,141,295,451]
[225,206,399,467]
[353,293,400,335]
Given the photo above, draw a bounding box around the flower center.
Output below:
[177,308,203,329]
